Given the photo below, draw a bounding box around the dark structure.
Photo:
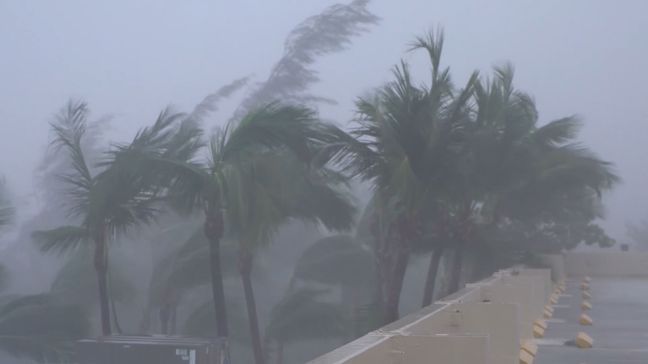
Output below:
[77,336,229,364]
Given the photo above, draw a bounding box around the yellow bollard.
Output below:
[533,319,547,330]
[575,332,593,348]
[519,349,534,364]
[549,294,559,305]
[521,340,538,357]
[579,313,593,326]
[543,308,553,319]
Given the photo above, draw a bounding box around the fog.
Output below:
[2,1,647,239]
[0,1,647,363]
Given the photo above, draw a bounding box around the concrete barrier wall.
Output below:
[307,267,553,364]
[564,252,648,277]
[403,303,519,364]
[337,335,492,364]
[309,252,648,363]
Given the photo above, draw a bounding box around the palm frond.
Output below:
[230,0,379,119]
[49,100,94,217]
[409,27,445,80]
[223,103,320,163]
[31,226,89,255]
[531,117,581,147]
[188,77,249,124]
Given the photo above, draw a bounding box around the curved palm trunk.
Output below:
[380,246,409,324]
[239,247,265,364]
[204,208,229,338]
[93,230,111,336]
[421,247,445,307]
[448,242,466,294]
[110,291,123,334]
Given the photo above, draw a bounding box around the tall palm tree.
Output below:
[331,29,478,320]
[135,103,352,361]
[226,150,354,364]
[32,101,194,335]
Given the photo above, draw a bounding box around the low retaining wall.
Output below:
[309,251,645,363]
[308,268,551,364]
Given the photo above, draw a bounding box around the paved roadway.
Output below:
[535,278,648,363]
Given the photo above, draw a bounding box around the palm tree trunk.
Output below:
[159,305,170,335]
[108,266,123,334]
[383,249,409,324]
[239,247,265,364]
[421,247,444,307]
[449,242,465,294]
[93,232,111,336]
[110,291,123,334]
[204,209,229,338]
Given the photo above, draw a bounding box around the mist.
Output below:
[1,1,647,363]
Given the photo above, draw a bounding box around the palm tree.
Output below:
[331,29,478,320]
[135,103,353,362]
[227,149,355,364]
[443,65,619,290]
[32,100,194,335]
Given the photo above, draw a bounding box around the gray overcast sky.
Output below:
[1,0,647,239]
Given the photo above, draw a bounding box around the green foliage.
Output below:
[32,225,89,255]
[32,100,195,253]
